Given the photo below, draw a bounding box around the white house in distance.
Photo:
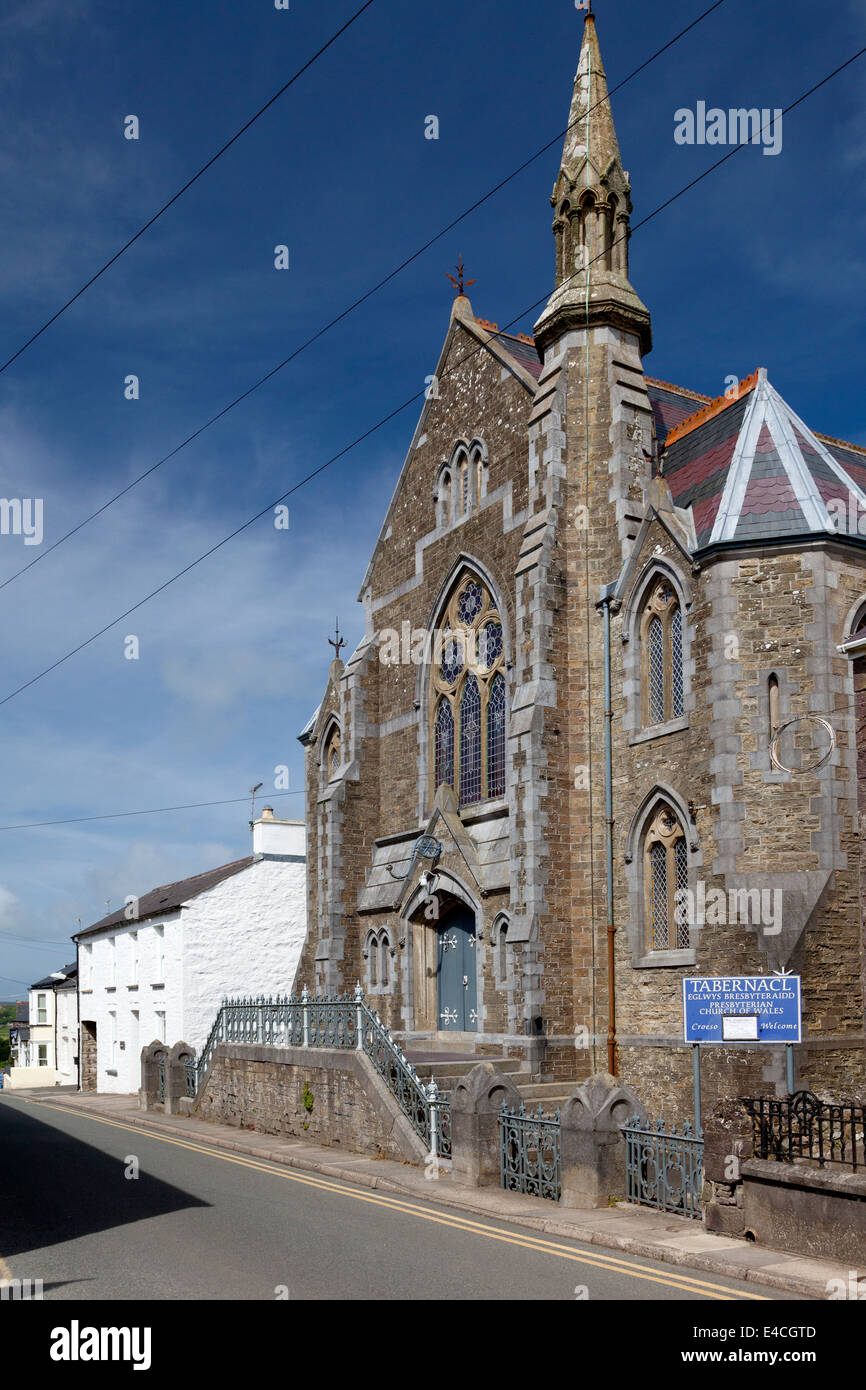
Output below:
[73,811,307,1094]
[5,962,78,1089]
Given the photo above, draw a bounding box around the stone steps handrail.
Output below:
[188,983,450,1160]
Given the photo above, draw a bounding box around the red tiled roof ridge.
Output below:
[475,317,500,332]
[644,376,713,403]
[664,370,761,448]
[815,430,866,458]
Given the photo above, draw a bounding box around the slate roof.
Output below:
[73,857,254,939]
[658,369,866,551]
[485,328,544,381]
[30,961,77,989]
[646,378,713,450]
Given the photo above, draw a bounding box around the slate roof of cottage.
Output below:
[73,857,254,939]
[30,961,77,989]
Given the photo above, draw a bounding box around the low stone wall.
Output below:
[742,1160,866,1264]
[703,1096,866,1261]
[189,1043,428,1164]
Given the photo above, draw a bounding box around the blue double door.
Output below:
[437,906,478,1032]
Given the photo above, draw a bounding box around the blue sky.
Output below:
[0,0,863,995]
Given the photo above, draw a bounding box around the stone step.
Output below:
[404,1055,525,1077]
[514,1082,572,1107]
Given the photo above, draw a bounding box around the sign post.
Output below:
[682,974,803,1117]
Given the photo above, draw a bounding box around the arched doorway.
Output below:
[437,905,478,1031]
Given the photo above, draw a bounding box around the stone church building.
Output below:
[297,14,866,1116]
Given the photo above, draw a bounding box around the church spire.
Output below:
[534,12,651,355]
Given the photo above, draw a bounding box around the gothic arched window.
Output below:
[643,803,689,951]
[322,724,341,784]
[640,578,684,727]
[458,453,469,516]
[438,469,452,528]
[431,575,507,806]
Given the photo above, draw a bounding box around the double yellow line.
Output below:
[10,1098,769,1300]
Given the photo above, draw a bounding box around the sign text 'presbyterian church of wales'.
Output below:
[682,976,802,1045]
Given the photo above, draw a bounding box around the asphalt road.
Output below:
[0,1094,787,1301]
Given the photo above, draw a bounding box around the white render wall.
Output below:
[181,858,308,1054]
[79,915,183,1094]
[78,849,308,1094]
[55,989,78,1084]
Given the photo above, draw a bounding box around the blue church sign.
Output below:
[682,975,802,1044]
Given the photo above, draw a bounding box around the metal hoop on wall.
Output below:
[769,715,836,774]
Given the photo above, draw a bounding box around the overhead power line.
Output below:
[0,0,729,596]
[0,0,377,377]
[0,934,75,952]
[1,41,863,711]
[0,788,304,831]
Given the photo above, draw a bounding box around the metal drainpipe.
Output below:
[601,590,618,1076]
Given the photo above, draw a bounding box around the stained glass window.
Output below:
[440,629,464,685]
[434,698,454,790]
[459,675,482,804]
[487,673,506,797]
[457,581,483,625]
[431,573,506,806]
[479,622,503,670]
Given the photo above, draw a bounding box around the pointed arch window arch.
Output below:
[431,573,507,806]
[640,577,684,727]
[321,721,341,785]
[643,803,689,951]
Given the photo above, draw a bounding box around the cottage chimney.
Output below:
[252,811,305,860]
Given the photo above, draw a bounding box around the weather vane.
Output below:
[447,255,476,298]
[328,618,346,660]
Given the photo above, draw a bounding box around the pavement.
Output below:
[5,1085,850,1301]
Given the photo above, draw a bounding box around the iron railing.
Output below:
[186,986,451,1162]
[183,1060,197,1099]
[743,1090,866,1171]
[156,1056,165,1104]
[499,1103,561,1202]
[624,1115,703,1219]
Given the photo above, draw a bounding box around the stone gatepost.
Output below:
[139,1041,167,1111]
[560,1073,647,1209]
[450,1063,523,1187]
[164,1041,196,1117]
[702,1098,754,1237]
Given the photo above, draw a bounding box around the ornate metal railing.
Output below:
[184,1061,197,1099]
[187,986,451,1162]
[623,1115,703,1219]
[499,1103,561,1202]
[156,1056,165,1104]
[743,1090,866,1171]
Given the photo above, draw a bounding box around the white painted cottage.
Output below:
[74,811,307,1094]
[5,962,78,1089]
